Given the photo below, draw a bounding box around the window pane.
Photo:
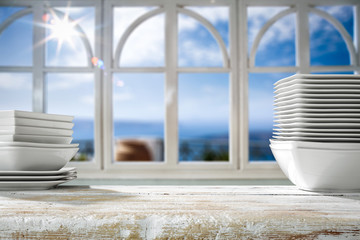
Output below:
[0,72,32,110]
[47,73,95,162]
[179,73,229,162]
[0,7,32,66]
[178,7,228,68]
[113,7,164,67]
[310,6,353,66]
[113,73,164,162]
[45,7,94,67]
[185,6,229,48]
[248,73,294,162]
[247,7,295,67]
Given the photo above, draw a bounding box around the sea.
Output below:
[72,119,275,161]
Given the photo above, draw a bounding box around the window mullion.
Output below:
[164,1,178,166]
[32,2,45,113]
[296,2,310,73]
[238,0,248,171]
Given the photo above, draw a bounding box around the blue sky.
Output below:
[0,4,355,135]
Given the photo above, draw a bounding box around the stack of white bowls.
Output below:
[0,110,78,190]
[270,74,360,192]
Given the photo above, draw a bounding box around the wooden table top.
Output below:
[0,185,359,239]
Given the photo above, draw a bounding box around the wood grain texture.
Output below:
[0,186,359,239]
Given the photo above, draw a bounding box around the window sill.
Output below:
[1,186,360,239]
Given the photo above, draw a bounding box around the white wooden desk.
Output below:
[0,186,359,239]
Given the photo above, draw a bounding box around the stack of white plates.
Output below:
[270,74,360,192]
[0,110,79,190]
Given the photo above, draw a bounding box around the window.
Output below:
[0,0,358,179]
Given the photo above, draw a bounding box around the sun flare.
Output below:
[42,9,82,52]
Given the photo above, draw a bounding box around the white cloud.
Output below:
[247,7,294,52]
[179,40,222,66]
[80,95,94,105]
[47,74,93,91]
[113,92,133,102]
[0,73,32,90]
[185,6,228,26]
[116,12,164,66]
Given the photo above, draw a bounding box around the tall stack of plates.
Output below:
[0,110,78,190]
[270,74,360,192]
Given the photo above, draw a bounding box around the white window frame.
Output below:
[1,0,359,179]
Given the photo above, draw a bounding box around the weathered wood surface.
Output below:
[0,185,360,239]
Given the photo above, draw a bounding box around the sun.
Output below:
[42,9,83,53]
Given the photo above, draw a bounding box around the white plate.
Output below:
[274,74,360,86]
[0,147,78,171]
[273,136,360,142]
[0,135,72,144]
[273,131,360,137]
[274,103,360,111]
[0,126,73,136]
[0,110,73,122]
[274,117,360,123]
[274,98,360,107]
[275,108,360,115]
[273,127,360,133]
[275,112,360,119]
[275,79,360,89]
[0,142,78,148]
[0,173,76,181]
[275,122,360,129]
[0,167,76,176]
[275,94,360,102]
[274,84,360,94]
[0,178,76,191]
[0,117,74,129]
[275,89,360,98]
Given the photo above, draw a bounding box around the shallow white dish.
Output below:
[273,131,360,138]
[275,89,360,98]
[274,84,360,94]
[0,173,76,181]
[272,136,360,142]
[275,94,360,102]
[0,126,73,136]
[275,122,360,129]
[0,147,78,171]
[275,112,360,119]
[274,74,360,86]
[270,142,360,192]
[0,142,78,148]
[273,127,360,133]
[0,178,76,191]
[270,139,360,149]
[0,167,76,176]
[274,103,360,111]
[275,79,360,90]
[0,117,74,129]
[0,110,73,122]
[275,108,360,115]
[274,117,360,123]
[274,98,360,107]
[0,135,72,144]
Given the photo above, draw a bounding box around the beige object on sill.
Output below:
[115,139,152,161]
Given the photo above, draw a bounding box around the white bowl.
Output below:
[0,147,79,171]
[270,141,360,192]
[0,142,78,148]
